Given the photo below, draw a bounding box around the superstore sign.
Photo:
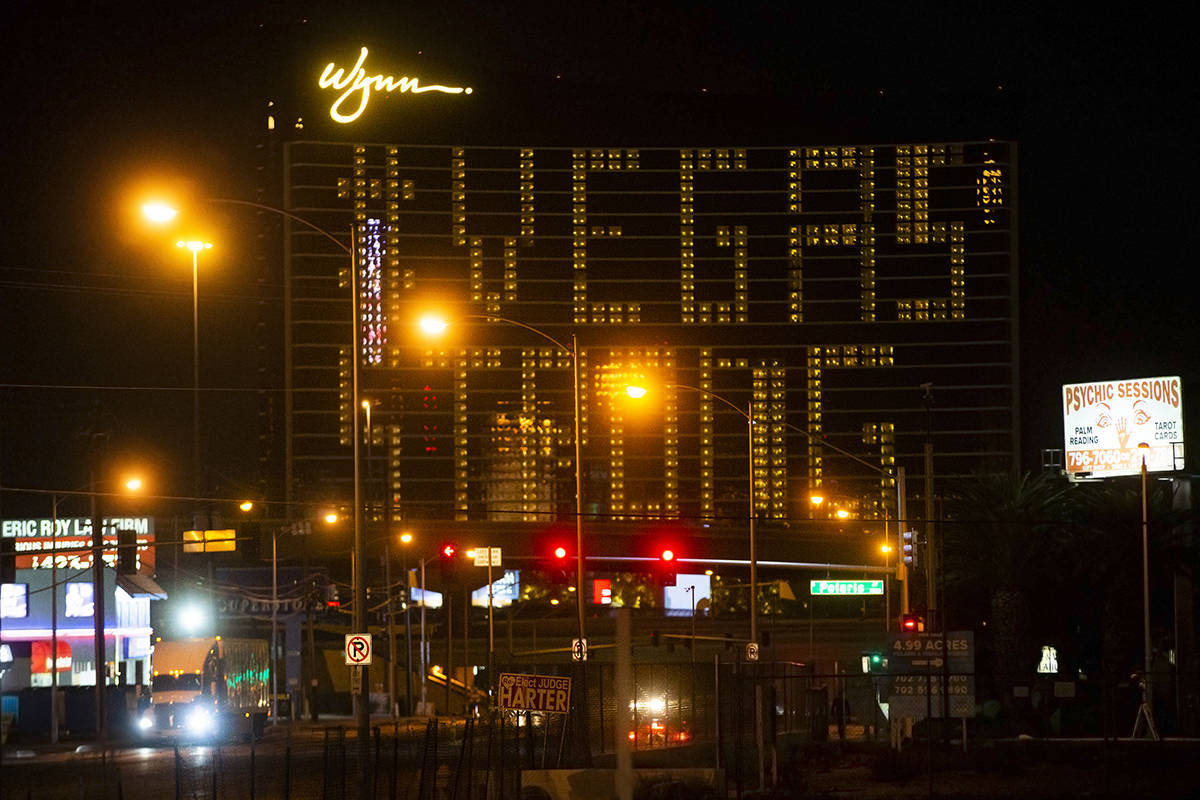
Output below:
[1062,376,1183,477]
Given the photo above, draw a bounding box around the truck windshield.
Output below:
[152,674,202,693]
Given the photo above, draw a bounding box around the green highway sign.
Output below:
[809,579,884,596]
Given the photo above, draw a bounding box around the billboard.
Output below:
[1063,376,1184,477]
[0,516,156,572]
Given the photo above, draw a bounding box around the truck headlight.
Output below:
[137,715,154,732]
[187,707,215,735]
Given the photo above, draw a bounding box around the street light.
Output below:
[625,380,765,785]
[626,382,760,646]
[176,238,211,531]
[397,531,415,715]
[142,205,212,532]
[418,313,588,655]
[141,195,370,792]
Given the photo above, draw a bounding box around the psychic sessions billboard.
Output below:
[1063,376,1184,477]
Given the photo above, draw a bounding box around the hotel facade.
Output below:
[269,138,1017,538]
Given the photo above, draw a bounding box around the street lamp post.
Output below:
[419,315,588,653]
[399,532,414,715]
[626,383,759,646]
[144,197,368,789]
[349,228,370,786]
[176,239,212,531]
[625,381,762,785]
[49,496,62,744]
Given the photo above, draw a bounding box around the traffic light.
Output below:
[901,530,917,567]
[900,613,922,632]
[547,543,571,584]
[439,541,459,582]
[0,535,14,583]
[659,547,676,586]
[116,528,138,575]
[862,651,886,673]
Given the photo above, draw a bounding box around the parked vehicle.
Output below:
[140,637,269,740]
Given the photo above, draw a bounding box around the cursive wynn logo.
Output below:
[318,47,473,123]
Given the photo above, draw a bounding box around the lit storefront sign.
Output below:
[318,46,472,123]
[1,516,154,571]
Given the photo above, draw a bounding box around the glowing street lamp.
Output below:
[141,201,178,224]
[625,380,766,786]
[419,312,588,656]
[140,194,372,788]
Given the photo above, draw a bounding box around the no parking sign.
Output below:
[345,633,373,665]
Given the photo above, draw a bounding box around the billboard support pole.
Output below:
[1132,447,1159,739]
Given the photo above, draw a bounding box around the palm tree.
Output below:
[1064,479,1193,697]
[942,471,1075,695]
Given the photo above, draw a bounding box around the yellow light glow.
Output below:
[318,47,473,124]
[418,314,449,336]
[239,500,254,513]
[835,508,850,519]
[324,512,339,525]
[400,532,413,544]
[142,201,178,224]
[124,477,143,492]
[466,549,477,559]
[176,240,213,252]
[881,544,892,554]
[809,494,825,505]
[550,598,560,605]
[625,385,648,399]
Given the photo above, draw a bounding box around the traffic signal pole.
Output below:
[898,467,909,615]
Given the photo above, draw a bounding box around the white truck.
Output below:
[141,636,270,740]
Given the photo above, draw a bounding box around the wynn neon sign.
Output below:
[318,47,473,123]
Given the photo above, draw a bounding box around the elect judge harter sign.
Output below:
[1062,376,1184,477]
[497,673,571,714]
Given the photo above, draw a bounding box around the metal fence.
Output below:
[8,663,1195,800]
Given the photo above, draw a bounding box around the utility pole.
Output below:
[921,383,936,631]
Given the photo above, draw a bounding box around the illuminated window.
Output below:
[66,583,94,618]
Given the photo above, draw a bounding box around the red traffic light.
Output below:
[440,542,457,560]
[660,548,675,562]
[553,546,568,560]
[900,613,921,632]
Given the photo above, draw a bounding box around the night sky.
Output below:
[1,2,1196,516]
